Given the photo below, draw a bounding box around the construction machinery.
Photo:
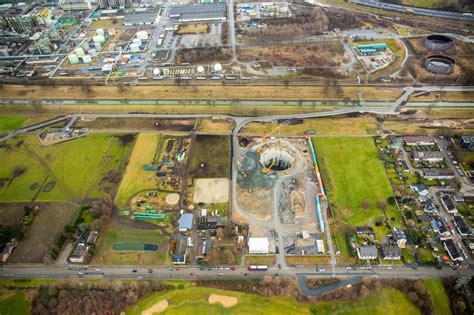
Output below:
[261,158,275,174]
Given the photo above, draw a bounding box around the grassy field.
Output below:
[115,133,161,209]
[177,23,209,34]
[286,255,330,266]
[244,255,276,266]
[190,135,230,178]
[0,84,402,101]
[196,118,235,134]
[0,116,26,132]
[242,116,378,136]
[0,133,133,202]
[312,137,397,226]
[424,279,452,315]
[93,223,169,265]
[10,202,78,263]
[126,286,420,315]
[399,0,457,9]
[0,291,31,315]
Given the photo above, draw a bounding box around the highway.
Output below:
[351,0,474,21]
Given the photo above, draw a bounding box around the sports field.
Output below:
[115,133,161,209]
[312,137,397,226]
[92,223,168,265]
[126,286,420,315]
[0,133,133,202]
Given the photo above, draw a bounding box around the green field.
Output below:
[190,135,230,178]
[425,279,452,315]
[0,116,26,132]
[126,286,420,315]
[0,291,31,315]
[93,223,168,265]
[0,133,133,202]
[115,133,161,209]
[312,137,398,227]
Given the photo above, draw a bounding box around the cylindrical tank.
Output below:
[68,54,79,64]
[424,34,453,52]
[74,47,85,57]
[130,43,140,52]
[88,48,97,56]
[93,34,105,44]
[82,55,92,63]
[96,28,105,36]
[424,55,455,75]
[213,63,222,72]
[196,65,204,73]
[108,28,116,36]
[136,30,148,40]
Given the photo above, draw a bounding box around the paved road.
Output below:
[351,0,474,21]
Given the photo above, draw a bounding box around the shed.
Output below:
[178,213,194,231]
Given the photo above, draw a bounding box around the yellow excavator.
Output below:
[262,159,275,174]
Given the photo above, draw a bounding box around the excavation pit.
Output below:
[259,148,295,171]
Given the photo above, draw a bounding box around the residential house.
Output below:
[438,220,451,238]
[357,245,378,260]
[443,239,463,262]
[178,213,194,232]
[404,136,435,146]
[381,245,401,260]
[411,151,444,163]
[69,244,90,264]
[392,227,408,248]
[460,136,474,151]
[410,184,428,196]
[454,215,472,238]
[422,168,455,180]
[424,199,438,213]
[398,160,411,172]
[196,239,212,259]
[390,137,403,152]
[172,235,188,264]
[440,194,458,214]
[86,231,99,245]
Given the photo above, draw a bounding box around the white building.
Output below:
[248,237,269,254]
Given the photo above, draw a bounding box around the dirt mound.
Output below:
[208,294,238,308]
[142,300,168,315]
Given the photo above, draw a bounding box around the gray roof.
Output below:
[381,245,401,258]
[178,213,194,230]
[358,245,378,258]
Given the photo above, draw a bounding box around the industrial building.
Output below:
[248,237,269,254]
[169,3,227,23]
[356,42,388,56]
[123,10,160,26]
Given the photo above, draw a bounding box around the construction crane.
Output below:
[261,159,275,174]
[261,124,283,141]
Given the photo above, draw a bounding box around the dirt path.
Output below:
[208,294,238,308]
[142,300,168,315]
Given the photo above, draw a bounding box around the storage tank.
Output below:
[82,55,92,63]
[94,43,102,51]
[68,54,79,64]
[88,48,97,56]
[130,43,140,52]
[136,30,148,40]
[196,65,204,73]
[96,28,104,36]
[132,38,142,45]
[213,63,222,72]
[93,34,105,44]
[74,47,85,57]
[153,68,160,76]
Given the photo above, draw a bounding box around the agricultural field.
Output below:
[0,291,31,315]
[312,137,398,227]
[196,118,234,134]
[74,118,195,132]
[0,133,134,202]
[10,202,78,263]
[0,116,26,132]
[126,286,421,315]
[115,133,161,209]
[190,135,231,178]
[93,223,169,265]
[242,116,378,136]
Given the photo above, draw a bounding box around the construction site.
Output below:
[235,128,329,262]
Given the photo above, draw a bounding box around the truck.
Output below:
[248,265,268,271]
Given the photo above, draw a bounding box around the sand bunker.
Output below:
[208,294,238,308]
[142,300,168,315]
[165,193,180,205]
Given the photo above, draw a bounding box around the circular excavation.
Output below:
[424,34,453,52]
[424,55,455,74]
[259,147,295,171]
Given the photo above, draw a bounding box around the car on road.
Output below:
[387,266,392,270]
[132,269,137,273]
[346,267,352,270]
[277,264,281,269]
[168,267,173,271]
[218,273,224,276]
[230,266,236,270]
[95,268,101,272]
[174,267,180,271]
[148,268,153,273]
[207,267,213,270]
[78,272,83,276]
[200,266,205,270]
